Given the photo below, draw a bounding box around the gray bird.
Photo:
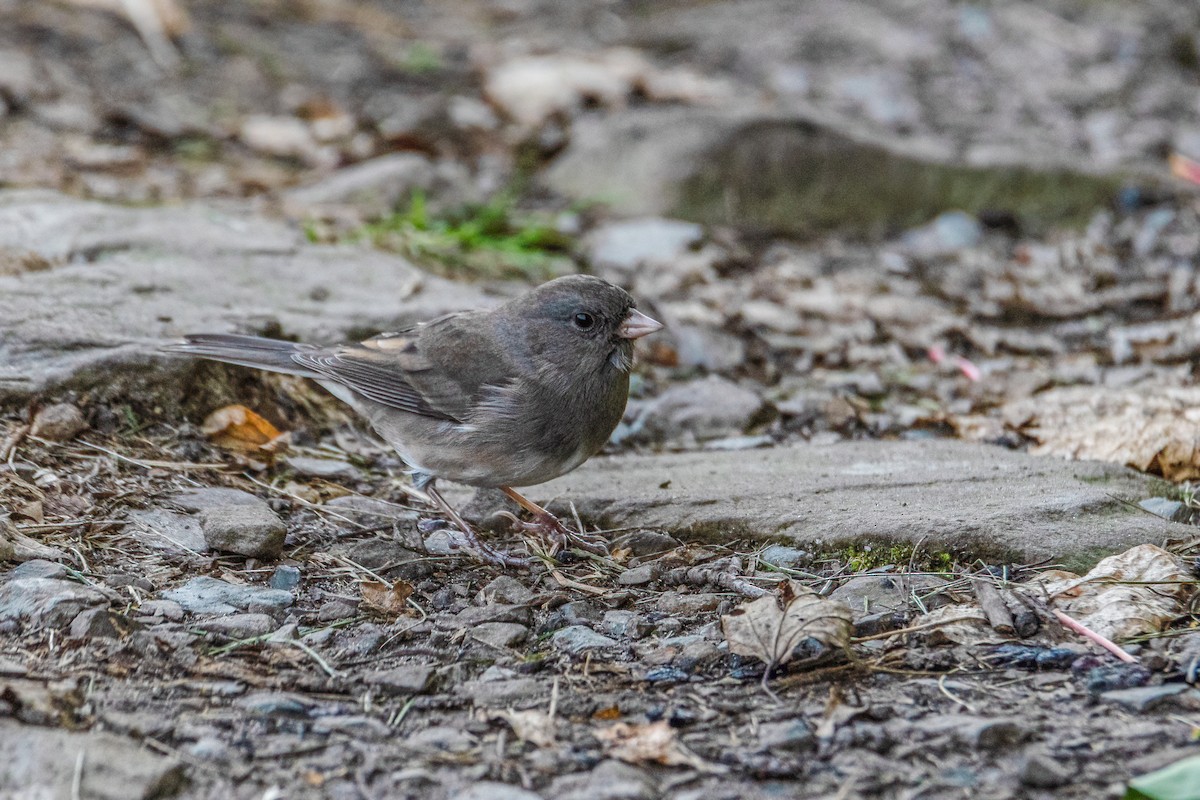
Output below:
[166,275,663,566]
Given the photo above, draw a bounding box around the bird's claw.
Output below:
[497,510,609,557]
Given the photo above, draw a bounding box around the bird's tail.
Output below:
[164,334,323,378]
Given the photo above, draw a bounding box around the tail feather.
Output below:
[165,334,323,378]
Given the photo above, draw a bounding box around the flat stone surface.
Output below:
[537,439,1185,564]
[160,576,293,616]
[0,719,184,800]
[0,190,492,404]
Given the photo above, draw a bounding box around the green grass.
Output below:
[357,191,576,280]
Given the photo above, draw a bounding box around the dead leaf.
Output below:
[721,580,853,669]
[1004,386,1200,480]
[202,405,290,463]
[912,604,1004,646]
[360,579,414,618]
[494,709,556,747]
[1035,544,1193,642]
[595,720,714,771]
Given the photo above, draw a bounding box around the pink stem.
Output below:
[1052,610,1137,664]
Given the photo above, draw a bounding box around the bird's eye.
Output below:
[573,312,595,330]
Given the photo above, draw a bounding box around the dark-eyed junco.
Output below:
[167,274,663,566]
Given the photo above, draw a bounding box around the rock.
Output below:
[1139,497,1185,522]
[171,488,266,513]
[29,402,87,441]
[538,439,1184,564]
[1100,683,1191,712]
[1018,750,1073,789]
[284,455,363,482]
[552,625,620,656]
[136,599,184,621]
[9,559,68,580]
[407,725,477,754]
[830,574,950,619]
[548,759,658,800]
[914,714,1028,750]
[617,564,657,586]
[239,114,332,166]
[584,217,704,279]
[541,106,1123,236]
[470,622,529,649]
[284,154,474,219]
[160,577,293,615]
[68,608,123,639]
[0,191,491,405]
[365,664,435,695]
[449,604,532,629]
[462,676,543,707]
[756,718,815,752]
[269,565,301,591]
[602,610,648,639]
[477,575,535,606]
[759,545,811,569]
[609,530,681,556]
[0,719,184,799]
[123,508,207,554]
[453,782,543,800]
[631,375,770,444]
[655,591,722,616]
[199,504,286,560]
[0,576,109,627]
[324,495,420,525]
[195,613,276,639]
[898,211,983,258]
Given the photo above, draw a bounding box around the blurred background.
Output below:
[6,0,1200,461]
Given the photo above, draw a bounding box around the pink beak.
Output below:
[617,308,664,339]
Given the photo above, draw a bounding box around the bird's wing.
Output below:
[291,312,514,423]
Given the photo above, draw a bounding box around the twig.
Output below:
[71,749,85,800]
[1052,610,1137,663]
[291,638,340,678]
[937,674,978,713]
[549,568,607,596]
[0,422,30,464]
[971,577,1016,635]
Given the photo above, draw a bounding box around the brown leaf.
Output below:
[360,579,414,618]
[202,405,290,462]
[493,709,556,747]
[595,720,713,771]
[721,579,853,669]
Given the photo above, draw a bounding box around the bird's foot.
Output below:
[499,510,609,557]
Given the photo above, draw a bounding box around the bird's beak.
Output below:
[617,308,664,339]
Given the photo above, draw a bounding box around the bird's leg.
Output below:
[499,487,609,556]
[416,476,532,568]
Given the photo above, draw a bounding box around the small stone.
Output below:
[452,781,543,800]
[317,599,359,622]
[269,565,301,591]
[450,604,532,629]
[548,759,657,800]
[68,608,122,639]
[757,718,815,752]
[609,530,680,556]
[196,613,276,640]
[463,677,543,707]
[365,664,434,695]
[585,217,704,278]
[655,591,722,616]
[602,610,647,639]
[617,564,657,586]
[1100,683,1190,712]
[285,456,363,482]
[30,403,88,441]
[8,559,69,580]
[759,545,812,569]
[469,622,529,649]
[407,725,477,754]
[1018,750,1072,789]
[1138,497,1184,522]
[632,376,771,444]
[161,577,293,615]
[123,509,207,553]
[137,599,184,621]
[914,714,1028,751]
[0,577,109,628]
[552,625,620,655]
[188,737,232,763]
[171,488,265,513]
[324,495,419,525]
[199,504,286,560]
[559,601,601,626]
[477,575,535,605]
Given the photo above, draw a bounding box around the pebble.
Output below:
[759,545,812,569]
[8,559,69,580]
[269,565,302,591]
[609,530,680,556]
[631,375,770,444]
[548,759,657,800]
[187,737,232,763]
[0,576,109,628]
[469,622,529,649]
[452,781,543,800]
[756,718,815,752]
[552,625,620,655]
[171,488,266,512]
[451,603,532,629]
[195,613,276,639]
[161,577,293,615]
[407,725,477,754]
[602,610,647,639]
[137,599,184,622]
[365,664,434,695]
[68,608,123,639]
[914,714,1028,751]
[477,575,535,605]
[235,691,317,717]
[29,403,88,441]
[285,455,363,482]
[1138,497,1184,522]
[617,564,657,586]
[585,217,703,277]
[1099,683,1190,712]
[655,591,722,616]
[323,495,420,525]
[199,504,286,560]
[1018,750,1073,788]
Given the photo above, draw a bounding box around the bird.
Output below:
[166,274,663,566]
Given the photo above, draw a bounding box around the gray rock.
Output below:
[0,576,109,627]
[632,375,769,444]
[365,664,435,695]
[269,565,301,591]
[68,608,123,639]
[407,725,477,754]
[324,495,420,525]
[29,402,87,441]
[0,719,184,800]
[123,508,207,554]
[548,759,657,800]
[462,677,543,707]
[914,714,1028,751]
[759,545,811,569]
[552,625,620,655]
[199,504,286,560]
[450,604,532,629]
[830,574,950,619]
[655,591,722,616]
[7,559,69,580]
[1138,497,1185,522]
[617,564,657,586]
[195,613,276,639]
[584,217,703,278]
[541,107,1123,236]
[477,575,535,606]
[285,455,363,482]
[469,622,529,649]
[171,488,265,513]
[283,154,474,219]
[1018,750,1072,789]
[452,781,543,800]
[1100,683,1191,712]
[136,599,184,621]
[609,530,681,556]
[161,576,293,615]
[756,718,815,752]
[538,439,1187,564]
[0,190,491,404]
[602,610,648,640]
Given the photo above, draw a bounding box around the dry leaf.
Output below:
[1035,544,1193,641]
[202,405,290,463]
[494,709,556,747]
[1004,386,1200,480]
[912,604,1005,646]
[595,720,712,771]
[721,580,853,669]
[360,579,414,618]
